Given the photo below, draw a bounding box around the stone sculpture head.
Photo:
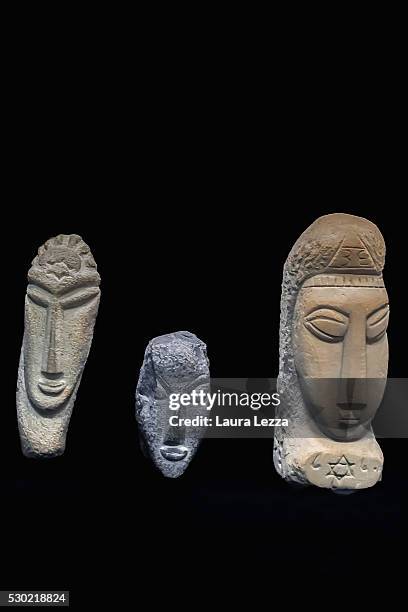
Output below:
[136,331,210,478]
[24,234,101,413]
[279,214,388,442]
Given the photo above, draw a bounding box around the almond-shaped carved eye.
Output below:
[26,285,50,308]
[367,304,389,342]
[60,287,100,309]
[304,308,349,343]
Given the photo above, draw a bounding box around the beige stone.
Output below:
[16,234,101,457]
[274,214,388,491]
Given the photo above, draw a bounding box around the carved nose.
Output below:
[42,303,63,376]
[337,319,366,408]
[337,378,366,408]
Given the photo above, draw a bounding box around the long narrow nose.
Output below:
[41,301,64,376]
[337,316,367,407]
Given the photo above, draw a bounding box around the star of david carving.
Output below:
[326,455,355,480]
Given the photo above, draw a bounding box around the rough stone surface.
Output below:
[16,234,100,457]
[136,331,210,478]
[274,214,388,491]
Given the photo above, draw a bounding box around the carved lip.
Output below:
[339,417,360,425]
[160,445,188,462]
[38,380,67,395]
[338,406,365,425]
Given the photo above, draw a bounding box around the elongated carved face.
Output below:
[24,235,100,412]
[293,283,389,441]
[136,331,210,478]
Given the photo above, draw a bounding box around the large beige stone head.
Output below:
[279,213,388,442]
[24,234,101,413]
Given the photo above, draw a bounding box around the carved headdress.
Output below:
[28,234,100,291]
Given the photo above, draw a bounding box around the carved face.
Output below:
[24,243,100,412]
[293,283,389,441]
[136,331,210,478]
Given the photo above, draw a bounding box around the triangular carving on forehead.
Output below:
[328,232,376,269]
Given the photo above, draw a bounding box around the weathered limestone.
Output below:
[17,235,101,457]
[274,214,388,491]
[136,331,210,478]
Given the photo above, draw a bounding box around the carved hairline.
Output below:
[302,274,385,288]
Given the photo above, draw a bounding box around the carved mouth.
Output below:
[38,380,67,395]
[160,445,188,462]
[338,406,365,425]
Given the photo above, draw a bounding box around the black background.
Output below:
[1,21,407,607]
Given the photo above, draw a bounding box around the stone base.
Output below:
[274,435,383,491]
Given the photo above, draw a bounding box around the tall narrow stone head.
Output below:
[136,331,210,478]
[275,214,388,490]
[17,234,101,457]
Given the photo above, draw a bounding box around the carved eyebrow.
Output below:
[58,282,100,297]
[27,279,99,296]
[26,283,100,308]
[27,279,58,295]
[59,286,100,308]
[305,307,349,322]
[27,283,52,296]
[26,284,53,306]
[155,373,209,395]
[183,374,210,394]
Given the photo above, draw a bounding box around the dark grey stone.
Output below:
[136,331,210,478]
